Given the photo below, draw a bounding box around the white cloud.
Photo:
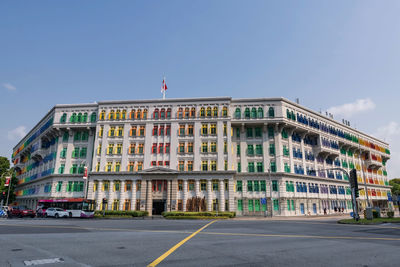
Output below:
[372,121,400,179]
[7,126,27,141]
[3,83,16,91]
[327,98,376,118]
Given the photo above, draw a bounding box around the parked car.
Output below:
[45,207,69,218]
[10,206,35,218]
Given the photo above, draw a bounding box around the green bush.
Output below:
[387,211,394,218]
[372,210,380,218]
[165,216,230,220]
[162,211,235,218]
[94,210,148,217]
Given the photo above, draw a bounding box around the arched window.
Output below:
[122,110,127,120]
[235,108,241,119]
[153,108,159,119]
[190,107,196,118]
[130,109,135,120]
[222,107,228,117]
[90,112,97,122]
[143,109,148,119]
[257,108,263,118]
[136,109,141,119]
[244,108,250,118]
[77,113,82,122]
[212,107,218,117]
[166,108,171,119]
[251,108,257,119]
[268,107,275,117]
[60,113,67,123]
[286,109,291,119]
[200,107,205,117]
[109,110,115,120]
[160,108,166,119]
[70,113,77,123]
[184,108,190,118]
[206,107,212,117]
[177,108,183,119]
[115,110,121,120]
[99,110,105,120]
[82,112,88,122]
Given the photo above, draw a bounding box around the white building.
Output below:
[12,97,393,216]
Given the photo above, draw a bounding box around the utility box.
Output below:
[365,207,373,220]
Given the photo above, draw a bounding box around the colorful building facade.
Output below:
[12,97,393,216]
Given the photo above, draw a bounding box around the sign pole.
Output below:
[5,176,11,206]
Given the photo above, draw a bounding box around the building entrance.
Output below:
[152,200,166,215]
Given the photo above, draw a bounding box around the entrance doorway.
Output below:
[152,200,166,215]
[313,203,317,214]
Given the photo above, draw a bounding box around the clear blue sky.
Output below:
[1,1,399,177]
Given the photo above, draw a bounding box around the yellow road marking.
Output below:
[147,220,217,267]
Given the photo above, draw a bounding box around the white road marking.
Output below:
[24,258,64,266]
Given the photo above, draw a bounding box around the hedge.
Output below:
[165,216,230,220]
[94,210,148,217]
[162,211,235,218]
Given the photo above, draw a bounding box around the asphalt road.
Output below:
[0,217,399,267]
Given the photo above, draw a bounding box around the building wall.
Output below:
[11,97,392,215]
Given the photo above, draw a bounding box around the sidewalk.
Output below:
[232,214,350,221]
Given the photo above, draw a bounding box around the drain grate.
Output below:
[11,249,23,252]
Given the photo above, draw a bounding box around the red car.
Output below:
[10,206,36,218]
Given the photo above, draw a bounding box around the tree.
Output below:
[0,157,15,205]
[0,156,10,176]
[389,179,400,196]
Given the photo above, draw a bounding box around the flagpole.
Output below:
[163,76,166,100]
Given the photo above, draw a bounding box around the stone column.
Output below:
[207,180,212,211]
[108,181,114,210]
[96,181,103,210]
[240,124,247,172]
[263,124,270,172]
[217,121,225,170]
[171,179,178,211]
[183,180,188,211]
[119,180,125,211]
[287,129,295,173]
[146,180,152,215]
[228,179,235,212]
[195,180,200,197]
[140,179,147,211]
[226,121,233,170]
[166,180,171,212]
[131,180,137,210]
[274,124,284,172]
[219,180,225,211]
